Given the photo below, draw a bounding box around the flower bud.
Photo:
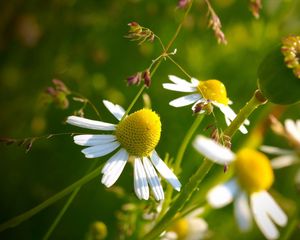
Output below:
[257,36,300,105]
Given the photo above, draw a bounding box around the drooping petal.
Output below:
[101,148,128,174]
[250,192,280,240]
[150,151,181,191]
[81,141,120,158]
[143,157,164,201]
[193,135,235,165]
[234,191,252,231]
[271,154,299,169]
[285,119,300,143]
[259,191,287,227]
[103,100,126,121]
[134,158,149,200]
[260,145,294,155]
[214,103,249,134]
[73,134,116,146]
[101,149,128,187]
[67,116,116,131]
[169,94,201,107]
[207,179,238,208]
[162,83,197,92]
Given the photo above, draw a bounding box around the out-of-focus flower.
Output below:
[15,14,42,47]
[163,75,249,134]
[261,118,300,186]
[193,135,287,239]
[125,22,155,45]
[67,100,181,201]
[177,0,190,9]
[249,0,262,19]
[161,208,209,240]
[205,0,227,45]
[258,35,300,105]
[281,36,300,79]
[85,221,107,240]
[46,79,70,109]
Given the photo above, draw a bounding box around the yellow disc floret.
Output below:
[169,219,189,239]
[115,109,161,157]
[197,80,229,105]
[234,148,274,193]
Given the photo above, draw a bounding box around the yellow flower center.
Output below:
[197,80,229,105]
[115,109,161,157]
[234,148,274,193]
[169,219,189,239]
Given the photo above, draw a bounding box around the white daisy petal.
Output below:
[103,100,126,121]
[271,154,299,169]
[150,151,181,191]
[101,150,128,187]
[67,116,116,131]
[143,157,164,201]
[285,119,300,143]
[296,120,300,134]
[193,135,235,165]
[134,158,149,200]
[187,218,208,240]
[101,148,128,174]
[234,191,252,231]
[207,179,238,208]
[73,134,116,146]
[214,104,249,134]
[169,94,201,107]
[162,83,196,92]
[260,145,294,155]
[259,191,287,227]
[250,192,280,240]
[191,77,200,86]
[81,141,120,158]
[168,75,194,86]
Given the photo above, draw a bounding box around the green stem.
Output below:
[166,55,192,79]
[42,161,101,240]
[223,89,267,137]
[0,165,102,232]
[143,89,267,240]
[121,0,193,121]
[42,187,81,240]
[174,114,204,174]
[144,159,214,240]
[281,216,299,240]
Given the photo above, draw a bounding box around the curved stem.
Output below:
[121,0,193,121]
[42,161,101,240]
[0,164,102,232]
[143,89,267,240]
[174,114,204,174]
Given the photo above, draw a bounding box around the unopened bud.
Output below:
[143,69,151,87]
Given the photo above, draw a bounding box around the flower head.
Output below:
[281,36,300,79]
[261,118,300,188]
[67,100,181,201]
[193,135,287,239]
[161,208,209,240]
[163,75,249,134]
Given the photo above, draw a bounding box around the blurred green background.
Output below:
[1,0,300,239]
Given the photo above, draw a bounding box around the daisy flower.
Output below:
[193,135,287,239]
[261,118,300,185]
[66,100,181,201]
[162,75,249,134]
[161,208,209,240]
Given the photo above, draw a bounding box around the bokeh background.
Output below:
[1,0,300,239]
